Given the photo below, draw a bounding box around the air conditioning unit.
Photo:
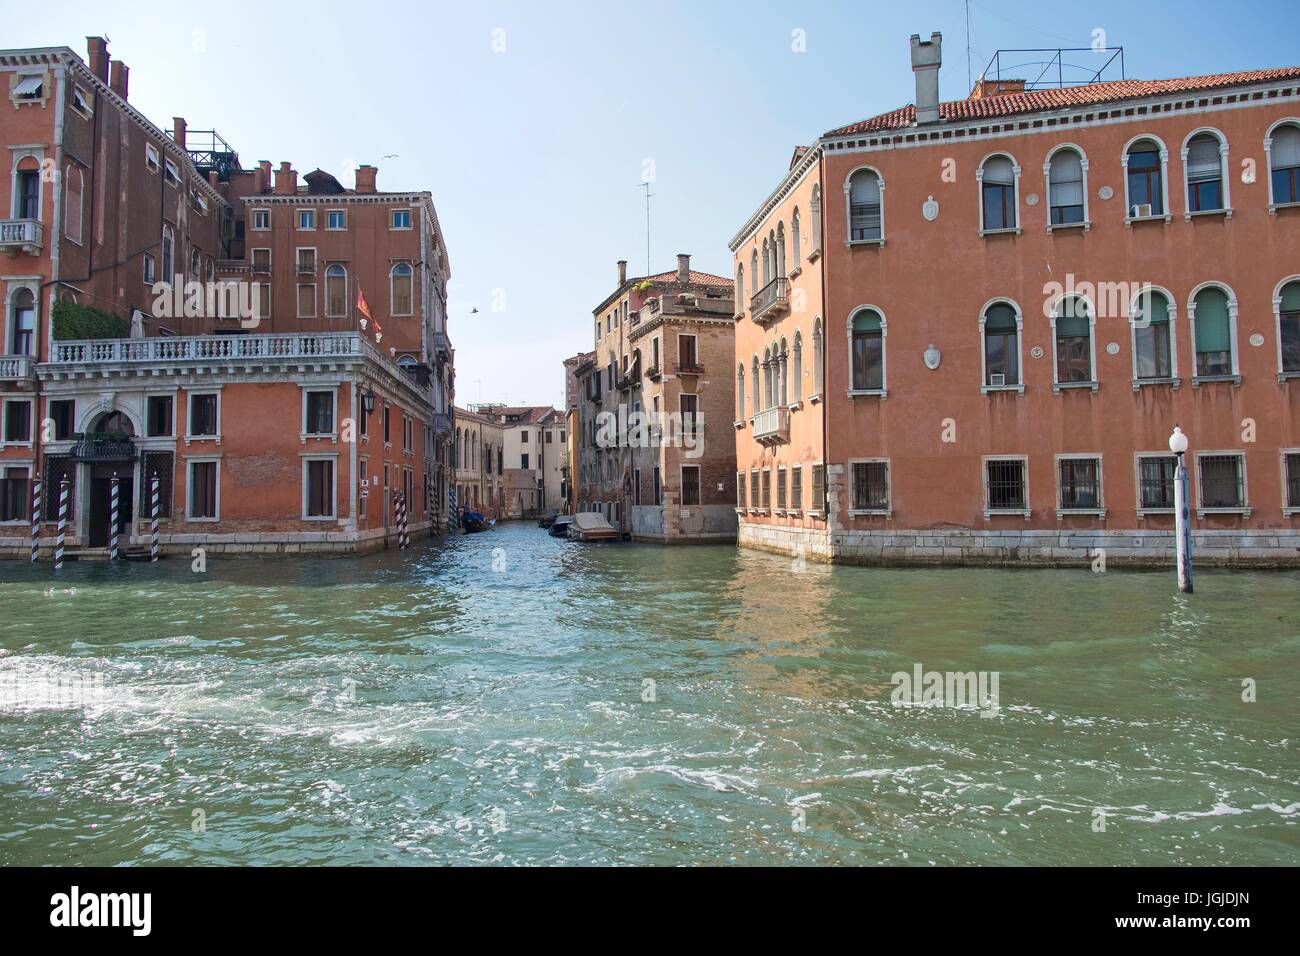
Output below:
[989,373,1007,387]
[1132,203,1153,218]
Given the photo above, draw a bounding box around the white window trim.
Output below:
[296,208,316,231]
[1128,285,1181,389]
[1048,293,1099,392]
[1265,118,1300,213]
[846,457,892,517]
[1272,273,1300,380]
[163,157,180,187]
[976,151,1022,235]
[324,264,349,319]
[300,385,339,443]
[251,246,272,274]
[1181,127,1233,220]
[295,246,317,275]
[846,305,888,398]
[0,461,34,525]
[390,208,414,230]
[144,391,178,439]
[390,262,414,316]
[979,297,1026,394]
[1194,449,1251,518]
[185,454,222,522]
[1043,143,1091,232]
[844,165,886,246]
[250,208,271,231]
[184,388,222,445]
[1187,281,1241,385]
[1134,451,1178,518]
[1121,134,1173,225]
[325,208,347,230]
[808,461,826,518]
[1281,448,1300,515]
[1054,453,1106,519]
[71,85,93,118]
[982,454,1031,520]
[301,452,340,521]
[0,397,36,449]
[296,281,317,319]
[144,143,160,173]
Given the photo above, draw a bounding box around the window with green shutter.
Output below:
[1193,287,1232,376]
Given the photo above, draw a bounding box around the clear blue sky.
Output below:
[13,1,1300,407]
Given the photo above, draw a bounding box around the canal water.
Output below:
[1,523,1296,866]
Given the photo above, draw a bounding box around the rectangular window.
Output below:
[3,400,32,443]
[761,469,771,510]
[383,406,391,444]
[0,466,29,522]
[521,431,529,443]
[1197,454,1246,509]
[297,209,316,230]
[545,430,553,443]
[251,209,270,231]
[163,157,180,186]
[305,391,334,435]
[1285,453,1300,509]
[677,334,698,370]
[252,248,271,273]
[985,458,1027,511]
[749,470,759,509]
[141,452,173,518]
[681,465,701,506]
[147,396,173,437]
[49,400,74,440]
[296,248,316,275]
[850,460,890,511]
[306,459,335,517]
[653,466,661,505]
[736,471,745,508]
[1058,457,1102,510]
[189,393,218,437]
[326,210,346,230]
[521,453,530,470]
[391,209,412,229]
[812,465,825,513]
[1138,455,1177,511]
[145,143,160,172]
[776,467,787,510]
[680,393,698,435]
[790,465,803,511]
[143,253,156,284]
[297,283,317,318]
[188,460,218,519]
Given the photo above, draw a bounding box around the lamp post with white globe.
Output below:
[1169,426,1193,593]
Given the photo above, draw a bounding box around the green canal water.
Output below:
[1,523,1297,866]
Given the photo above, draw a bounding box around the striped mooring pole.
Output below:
[109,475,120,561]
[29,473,42,562]
[397,492,409,550]
[54,477,69,571]
[448,487,457,533]
[150,473,160,562]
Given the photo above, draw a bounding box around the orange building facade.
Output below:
[732,34,1300,566]
[1,37,454,557]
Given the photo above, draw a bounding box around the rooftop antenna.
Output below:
[965,0,974,91]
[637,182,653,274]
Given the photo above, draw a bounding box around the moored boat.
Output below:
[548,515,574,538]
[567,513,619,542]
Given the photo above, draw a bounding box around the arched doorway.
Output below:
[85,411,137,548]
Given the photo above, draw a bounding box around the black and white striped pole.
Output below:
[55,477,69,571]
[397,491,409,550]
[29,473,41,562]
[109,475,120,561]
[1170,426,1193,594]
[150,473,160,562]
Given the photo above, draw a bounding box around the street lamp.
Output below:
[1169,425,1193,593]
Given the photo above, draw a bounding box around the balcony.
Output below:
[432,330,452,360]
[70,431,137,461]
[750,277,789,324]
[752,406,789,445]
[432,412,452,434]
[296,258,317,276]
[49,332,372,365]
[0,219,43,256]
[0,355,35,382]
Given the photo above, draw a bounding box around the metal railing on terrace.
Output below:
[50,332,369,365]
[750,277,789,323]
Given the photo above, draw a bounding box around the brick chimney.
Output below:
[273,162,297,196]
[676,253,690,283]
[910,32,942,125]
[208,170,219,188]
[258,160,272,194]
[617,260,627,286]
[109,60,129,100]
[86,37,109,83]
[970,78,1026,100]
[173,117,187,150]
[355,165,377,194]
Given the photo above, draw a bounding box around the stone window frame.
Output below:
[1187,280,1241,386]
[846,457,891,517]
[1194,450,1251,518]
[976,150,1022,235]
[184,453,222,522]
[300,451,339,521]
[1134,451,1179,518]
[183,387,222,446]
[982,454,1031,520]
[1121,133,1172,224]
[300,385,339,443]
[1128,285,1181,389]
[979,296,1026,394]
[1043,143,1090,232]
[0,396,36,449]
[1054,453,1107,519]
[1048,291,1099,392]
[1180,126,1233,220]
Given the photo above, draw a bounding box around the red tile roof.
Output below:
[825,67,1300,137]
[638,269,733,288]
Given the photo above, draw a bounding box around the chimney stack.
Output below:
[86,37,109,83]
[617,260,627,286]
[355,165,378,194]
[258,160,272,193]
[109,60,130,100]
[910,32,942,125]
[273,162,297,196]
[676,253,690,283]
[173,117,187,150]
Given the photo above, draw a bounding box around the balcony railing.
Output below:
[50,332,368,365]
[0,219,43,255]
[752,405,790,445]
[0,355,35,380]
[673,361,704,376]
[70,432,137,461]
[750,277,790,323]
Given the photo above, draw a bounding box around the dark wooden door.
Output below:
[88,464,134,548]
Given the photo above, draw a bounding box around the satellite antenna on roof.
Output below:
[636,182,653,275]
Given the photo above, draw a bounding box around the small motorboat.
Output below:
[567,512,619,542]
[548,515,574,538]
[538,511,558,529]
[460,509,496,534]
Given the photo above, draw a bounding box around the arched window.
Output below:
[812,317,824,396]
[980,155,1017,231]
[391,262,413,315]
[1190,285,1235,378]
[205,256,215,283]
[760,238,770,287]
[750,249,759,296]
[849,307,885,392]
[1132,288,1174,382]
[1125,138,1166,218]
[791,209,801,267]
[1053,295,1094,385]
[1278,278,1300,374]
[776,222,786,278]
[161,225,174,281]
[751,355,760,416]
[190,247,201,278]
[779,337,789,406]
[847,168,882,241]
[762,346,773,409]
[1267,121,1300,208]
[792,330,803,402]
[735,264,745,316]
[455,428,462,467]
[10,288,36,355]
[326,264,347,317]
[982,301,1021,388]
[810,184,822,256]
[1047,148,1086,225]
[1185,131,1227,214]
[64,166,83,243]
[736,363,746,420]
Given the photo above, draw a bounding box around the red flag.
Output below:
[356,286,383,339]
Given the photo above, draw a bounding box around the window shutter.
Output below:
[1050,151,1084,206]
[1273,126,1300,168]
[1056,312,1089,338]
[1194,289,1231,352]
[1281,280,1300,313]
[985,303,1016,333]
[983,156,1014,185]
[852,309,882,333]
[849,170,880,204]
[1187,136,1221,181]
[1138,291,1170,325]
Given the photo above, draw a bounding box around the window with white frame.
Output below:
[847,168,883,242]
[1284,452,1300,510]
[304,390,335,436]
[849,307,885,392]
[145,143,160,172]
[296,247,317,275]
[1057,456,1102,512]
[187,458,219,520]
[735,471,744,508]
[0,464,30,522]
[1279,278,1300,374]
[1053,295,1094,386]
[187,392,219,439]
[1197,453,1247,511]
[251,247,271,274]
[1132,288,1175,382]
[1047,147,1086,225]
[325,264,347,317]
[849,459,889,512]
[1125,138,1166,218]
[326,209,347,230]
[985,458,1028,513]
[982,300,1021,388]
[811,464,825,513]
[980,154,1018,231]
[1136,454,1177,512]
[391,209,412,230]
[792,331,803,402]
[251,209,270,231]
[297,209,316,230]
[9,288,36,356]
[776,465,787,510]
[1185,131,1227,214]
[790,464,802,511]
[812,317,824,396]
[143,252,156,285]
[1269,122,1300,207]
[2,398,33,445]
[1191,285,1235,378]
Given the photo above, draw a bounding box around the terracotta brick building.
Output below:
[575,255,737,542]
[1,37,454,557]
[732,33,1300,566]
